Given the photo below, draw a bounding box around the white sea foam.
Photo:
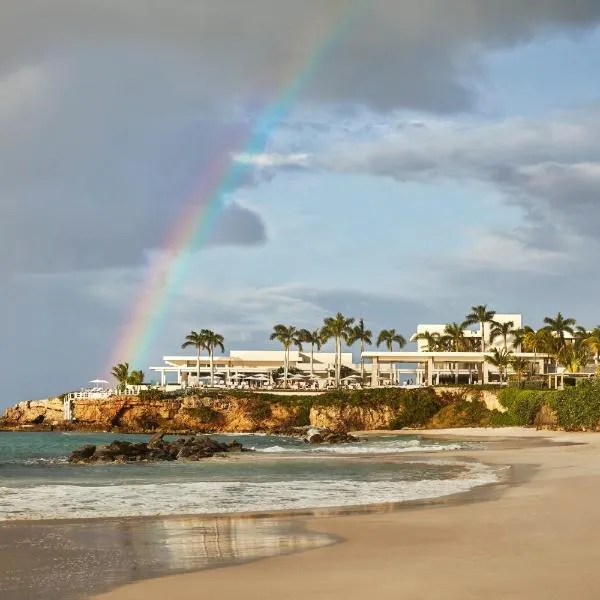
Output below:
[256,439,470,455]
[0,462,501,521]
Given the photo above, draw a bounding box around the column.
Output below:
[482,361,490,384]
[370,357,379,388]
[427,358,434,386]
[160,370,166,386]
[63,396,72,421]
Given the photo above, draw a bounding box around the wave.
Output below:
[0,462,501,521]
[255,439,472,455]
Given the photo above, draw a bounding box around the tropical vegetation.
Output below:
[110,363,144,393]
[182,329,226,387]
[270,324,304,387]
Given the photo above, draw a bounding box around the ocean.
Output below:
[0,432,500,521]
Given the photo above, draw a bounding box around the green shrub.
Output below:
[498,389,554,426]
[389,389,443,429]
[247,399,272,421]
[293,402,312,426]
[139,389,165,402]
[428,399,492,428]
[184,405,220,423]
[489,410,518,427]
[548,380,600,430]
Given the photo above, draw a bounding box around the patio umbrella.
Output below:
[90,379,109,384]
[254,374,270,380]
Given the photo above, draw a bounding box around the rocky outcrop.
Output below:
[302,427,359,444]
[2,398,64,424]
[0,388,507,434]
[0,395,313,433]
[309,404,396,431]
[68,435,248,463]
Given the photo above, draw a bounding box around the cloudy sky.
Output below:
[2,0,600,406]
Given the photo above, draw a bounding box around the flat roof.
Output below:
[362,351,548,363]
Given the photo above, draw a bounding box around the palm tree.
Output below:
[510,357,529,388]
[511,327,528,351]
[348,319,373,381]
[111,362,130,394]
[543,312,576,348]
[270,325,303,387]
[558,344,591,374]
[127,370,144,385]
[443,322,467,383]
[322,313,355,387]
[522,327,552,375]
[584,327,600,365]
[376,329,407,351]
[299,328,324,376]
[465,305,496,352]
[376,329,406,385]
[182,330,206,384]
[574,326,589,345]
[200,329,225,387]
[490,320,515,350]
[127,369,144,393]
[485,348,513,383]
[415,331,441,352]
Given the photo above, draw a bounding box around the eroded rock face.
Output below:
[68,435,250,463]
[309,405,396,431]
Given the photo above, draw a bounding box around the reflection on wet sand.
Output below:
[0,516,337,600]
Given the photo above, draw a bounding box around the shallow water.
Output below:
[0,432,497,521]
[0,516,338,600]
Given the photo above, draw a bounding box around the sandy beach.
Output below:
[89,428,600,600]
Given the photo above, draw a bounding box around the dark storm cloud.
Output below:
[1,0,600,273]
[0,54,268,273]
[1,0,600,113]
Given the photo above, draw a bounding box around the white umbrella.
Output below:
[342,375,360,381]
[254,374,270,380]
[288,374,306,381]
[90,379,109,384]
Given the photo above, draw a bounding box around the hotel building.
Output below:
[148,313,561,389]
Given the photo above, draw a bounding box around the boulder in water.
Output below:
[68,435,251,463]
[303,427,359,444]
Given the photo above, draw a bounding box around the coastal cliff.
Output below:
[1,394,396,432]
[0,387,502,433]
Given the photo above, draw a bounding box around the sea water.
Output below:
[0,432,500,520]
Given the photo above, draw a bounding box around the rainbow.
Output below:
[107,1,362,372]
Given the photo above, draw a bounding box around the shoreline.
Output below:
[0,433,525,599]
[0,447,511,527]
[87,428,600,600]
[2,428,594,599]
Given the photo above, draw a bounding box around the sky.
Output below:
[2,0,600,406]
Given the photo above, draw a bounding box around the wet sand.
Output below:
[90,429,600,600]
[0,516,338,600]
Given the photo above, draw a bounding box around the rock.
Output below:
[226,440,243,453]
[303,427,358,445]
[68,435,250,463]
[148,432,165,449]
[68,444,96,461]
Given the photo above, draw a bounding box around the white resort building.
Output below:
[148,350,389,390]
[147,313,564,390]
[365,313,540,387]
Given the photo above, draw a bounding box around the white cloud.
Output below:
[234,152,311,168]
